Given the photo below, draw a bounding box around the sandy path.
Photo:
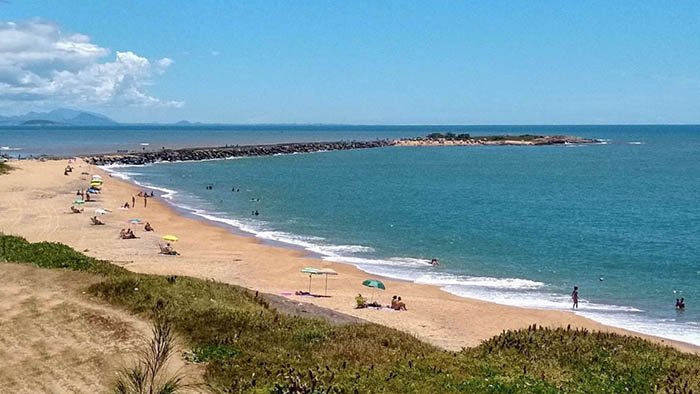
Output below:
[0,159,697,354]
[0,263,200,393]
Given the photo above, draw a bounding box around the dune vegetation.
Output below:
[1,233,699,393]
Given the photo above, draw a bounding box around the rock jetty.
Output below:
[85,140,395,166]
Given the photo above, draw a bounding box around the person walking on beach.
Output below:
[571,286,579,309]
[132,195,135,207]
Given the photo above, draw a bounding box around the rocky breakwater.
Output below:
[85,140,395,166]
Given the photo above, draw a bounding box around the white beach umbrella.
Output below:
[318,268,338,296]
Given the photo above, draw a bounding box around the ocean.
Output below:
[3,124,699,345]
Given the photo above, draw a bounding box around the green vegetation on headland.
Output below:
[1,234,699,393]
[415,133,597,144]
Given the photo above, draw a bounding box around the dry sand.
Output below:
[0,263,200,393]
[1,159,697,355]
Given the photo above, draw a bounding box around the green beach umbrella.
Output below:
[73,199,85,205]
[301,267,321,292]
[362,279,385,290]
[362,279,385,302]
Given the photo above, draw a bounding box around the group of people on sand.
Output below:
[119,228,138,239]
[354,293,408,311]
[390,295,407,310]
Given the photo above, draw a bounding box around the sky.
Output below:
[0,1,699,124]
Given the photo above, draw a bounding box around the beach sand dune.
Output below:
[0,159,697,355]
[0,263,200,393]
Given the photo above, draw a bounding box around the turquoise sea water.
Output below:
[4,125,699,345]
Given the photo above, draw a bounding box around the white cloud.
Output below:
[0,19,182,108]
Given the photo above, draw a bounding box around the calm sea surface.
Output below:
[4,125,699,345]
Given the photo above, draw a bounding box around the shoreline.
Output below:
[1,158,698,354]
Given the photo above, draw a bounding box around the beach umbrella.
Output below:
[129,218,142,224]
[162,234,178,242]
[362,279,385,290]
[319,268,338,296]
[92,175,102,180]
[94,208,109,215]
[362,279,385,302]
[301,267,321,293]
[74,199,85,205]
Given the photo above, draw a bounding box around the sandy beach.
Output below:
[1,158,698,354]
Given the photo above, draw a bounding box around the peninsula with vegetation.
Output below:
[396,132,599,146]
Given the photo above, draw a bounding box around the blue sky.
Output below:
[1,1,699,124]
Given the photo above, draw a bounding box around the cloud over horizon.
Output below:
[0,19,182,110]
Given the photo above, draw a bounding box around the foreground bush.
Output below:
[2,234,699,393]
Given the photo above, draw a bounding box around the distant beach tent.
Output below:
[162,234,179,242]
[362,278,385,302]
[319,268,338,296]
[301,267,322,293]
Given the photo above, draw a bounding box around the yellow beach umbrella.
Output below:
[162,235,178,242]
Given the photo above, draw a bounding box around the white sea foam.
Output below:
[578,311,700,346]
[414,273,545,290]
[0,146,21,151]
[629,141,644,145]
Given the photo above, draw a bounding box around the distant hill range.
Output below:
[0,108,118,126]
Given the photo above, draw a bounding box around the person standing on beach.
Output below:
[132,195,135,207]
[144,195,148,208]
[571,286,579,309]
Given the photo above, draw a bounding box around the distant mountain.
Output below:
[0,108,118,125]
[21,119,59,126]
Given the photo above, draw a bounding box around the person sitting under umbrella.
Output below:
[355,293,367,308]
[158,242,179,255]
